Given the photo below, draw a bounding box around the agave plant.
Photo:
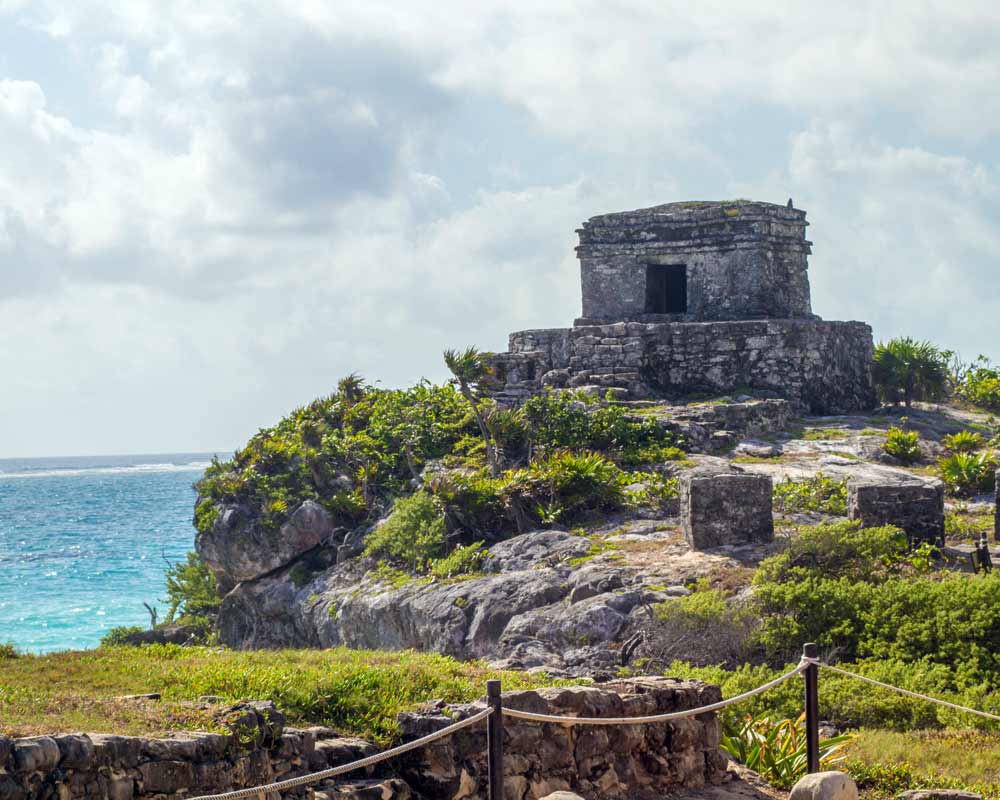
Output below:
[938,451,999,497]
[721,713,853,789]
[941,430,985,454]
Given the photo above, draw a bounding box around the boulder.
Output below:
[197,499,337,586]
[790,771,858,800]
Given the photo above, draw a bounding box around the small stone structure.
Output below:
[577,200,812,324]
[492,200,876,414]
[680,467,774,549]
[847,476,945,545]
[1,680,726,800]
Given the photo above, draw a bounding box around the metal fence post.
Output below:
[803,643,820,773]
[487,680,504,800]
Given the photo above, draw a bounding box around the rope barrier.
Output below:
[180,652,1000,800]
[806,658,1000,723]
[186,707,492,800]
[501,661,809,726]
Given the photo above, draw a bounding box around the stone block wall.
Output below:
[577,201,813,323]
[1,680,724,800]
[680,469,774,550]
[847,477,945,545]
[492,318,875,414]
[398,678,727,800]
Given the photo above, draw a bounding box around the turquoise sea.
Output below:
[0,453,218,653]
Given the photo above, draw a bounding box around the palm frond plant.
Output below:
[721,713,853,788]
[873,338,952,408]
[444,347,500,475]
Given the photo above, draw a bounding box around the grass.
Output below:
[945,507,996,544]
[0,646,566,743]
[847,729,1000,798]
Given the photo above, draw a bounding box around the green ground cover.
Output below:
[0,646,563,742]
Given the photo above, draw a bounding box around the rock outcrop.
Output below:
[197,500,341,590]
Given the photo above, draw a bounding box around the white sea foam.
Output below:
[0,461,211,480]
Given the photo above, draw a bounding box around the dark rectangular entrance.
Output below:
[645,264,687,314]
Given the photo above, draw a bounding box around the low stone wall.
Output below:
[1,680,724,800]
[680,469,774,550]
[398,678,727,800]
[492,318,875,414]
[847,477,945,545]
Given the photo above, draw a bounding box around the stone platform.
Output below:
[492,318,876,414]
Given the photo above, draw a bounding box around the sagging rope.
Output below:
[501,661,809,726]
[186,707,492,800]
[804,657,1000,723]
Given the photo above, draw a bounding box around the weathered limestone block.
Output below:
[680,469,774,549]
[847,477,945,545]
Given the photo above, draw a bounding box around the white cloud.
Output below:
[1,0,999,456]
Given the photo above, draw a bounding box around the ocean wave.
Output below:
[0,461,211,480]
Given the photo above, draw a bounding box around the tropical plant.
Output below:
[884,426,921,463]
[429,542,485,579]
[444,347,500,475]
[363,491,447,571]
[720,713,853,788]
[163,552,220,624]
[938,451,999,497]
[873,338,952,407]
[773,473,848,515]
[953,355,1000,411]
[336,372,367,408]
[942,430,986,453]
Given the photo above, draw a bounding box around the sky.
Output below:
[1,1,999,458]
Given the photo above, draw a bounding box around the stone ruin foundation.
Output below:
[680,468,774,550]
[491,200,876,414]
[847,476,945,545]
[0,680,726,800]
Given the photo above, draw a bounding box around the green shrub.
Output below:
[519,389,681,461]
[721,714,852,788]
[100,626,144,647]
[648,585,756,667]
[939,451,999,497]
[873,338,952,407]
[668,658,983,732]
[194,380,472,535]
[163,552,220,624]
[885,426,922,463]
[942,430,986,453]
[0,643,20,660]
[773,473,848,515]
[954,356,1000,412]
[755,521,908,585]
[429,542,485,579]
[364,491,446,571]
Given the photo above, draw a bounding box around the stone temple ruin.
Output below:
[493,200,877,414]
